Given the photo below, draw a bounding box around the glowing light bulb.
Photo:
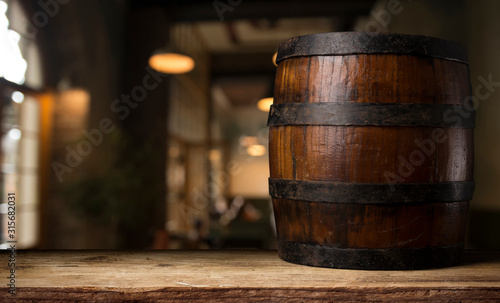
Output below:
[8,128,21,140]
[257,97,273,112]
[148,52,195,74]
[11,91,24,103]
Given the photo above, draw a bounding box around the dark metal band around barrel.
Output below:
[269,178,475,204]
[276,32,468,64]
[277,240,463,270]
[267,103,475,128]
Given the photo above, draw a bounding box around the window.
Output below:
[0,0,44,249]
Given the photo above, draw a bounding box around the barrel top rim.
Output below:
[276,32,468,64]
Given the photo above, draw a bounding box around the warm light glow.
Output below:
[247,144,266,157]
[8,128,21,140]
[272,52,278,66]
[148,52,195,74]
[209,149,222,162]
[169,146,180,158]
[239,136,258,147]
[58,88,90,117]
[11,91,24,103]
[257,97,273,112]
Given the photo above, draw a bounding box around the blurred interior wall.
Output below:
[39,0,127,248]
[107,4,170,248]
[464,0,500,249]
[41,1,171,249]
[465,0,500,211]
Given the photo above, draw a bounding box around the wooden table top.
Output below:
[1,250,499,302]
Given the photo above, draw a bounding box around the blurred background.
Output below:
[0,0,498,249]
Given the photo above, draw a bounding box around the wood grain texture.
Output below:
[0,250,499,302]
[269,49,473,268]
[271,55,473,182]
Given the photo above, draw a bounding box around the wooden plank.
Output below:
[1,250,499,302]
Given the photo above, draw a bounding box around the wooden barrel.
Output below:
[268,32,474,270]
